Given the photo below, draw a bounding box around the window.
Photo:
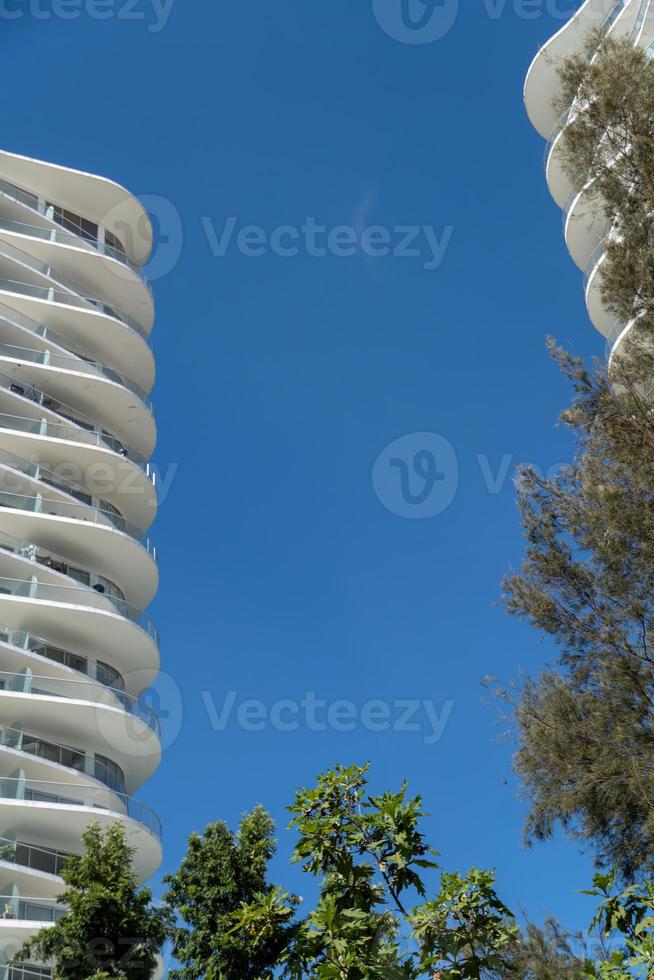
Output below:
[47,203,98,244]
[105,228,127,257]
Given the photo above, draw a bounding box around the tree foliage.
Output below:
[16,822,167,979]
[162,805,296,979]
[166,763,519,979]
[498,30,654,877]
[501,342,654,875]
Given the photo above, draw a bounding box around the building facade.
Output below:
[524,0,654,361]
[0,150,161,979]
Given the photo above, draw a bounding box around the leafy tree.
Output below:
[162,805,297,979]
[583,872,654,977]
[167,763,519,979]
[16,821,167,979]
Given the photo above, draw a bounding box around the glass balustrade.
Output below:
[0,575,159,647]
[0,895,65,922]
[0,301,153,407]
[0,360,148,466]
[0,411,154,478]
[543,0,629,173]
[0,526,127,607]
[0,834,71,876]
[0,339,154,420]
[0,176,150,286]
[0,488,157,561]
[0,446,154,547]
[0,624,126,690]
[0,723,126,793]
[0,265,151,347]
[584,235,611,290]
[0,965,52,979]
[0,776,162,839]
[0,668,160,737]
[606,318,628,358]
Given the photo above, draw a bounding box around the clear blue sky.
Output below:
[2,0,603,948]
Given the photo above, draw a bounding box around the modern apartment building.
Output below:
[524,0,654,361]
[0,150,161,979]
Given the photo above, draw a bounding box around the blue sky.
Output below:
[1,0,605,947]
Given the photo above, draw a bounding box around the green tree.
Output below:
[162,805,298,979]
[554,31,654,354]
[16,821,167,979]
[501,342,654,875]
[583,872,654,978]
[166,763,519,979]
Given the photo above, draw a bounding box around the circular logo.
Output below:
[372,432,458,518]
[372,0,459,44]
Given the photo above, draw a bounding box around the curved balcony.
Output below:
[0,723,125,795]
[0,237,151,342]
[0,625,155,712]
[562,182,611,269]
[0,487,156,562]
[0,217,153,337]
[0,411,157,536]
[0,523,157,625]
[0,301,153,406]
[0,179,146,279]
[0,896,65,924]
[0,574,158,652]
[0,501,157,611]
[0,776,161,843]
[0,684,160,794]
[0,273,154,396]
[524,0,628,137]
[0,342,155,458]
[0,445,140,539]
[0,366,154,469]
[0,409,153,477]
[0,835,71,880]
[0,150,153,270]
[0,778,161,891]
[584,235,616,333]
[0,670,159,739]
[541,0,649,208]
[0,151,161,934]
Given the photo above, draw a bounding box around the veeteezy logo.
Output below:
[371,0,580,43]
[372,0,459,44]
[202,691,454,745]
[0,0,175,31]
[202,217,454,271]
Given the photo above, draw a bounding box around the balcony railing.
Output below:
[0,895,65,923]
[0,300,153,407]
[0,833,71,877]
[0,411,155,482]
[0,776,162,840]
[0,668,160,738]
[0,270,151,351]
[0,575,159,648]
[0,722,126,793]
[0,623,132,694]
[0,487,157,563]
[0,966,52,979]
[0,445,153,546]
[0,176,150,287]
[0,525,127,606]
